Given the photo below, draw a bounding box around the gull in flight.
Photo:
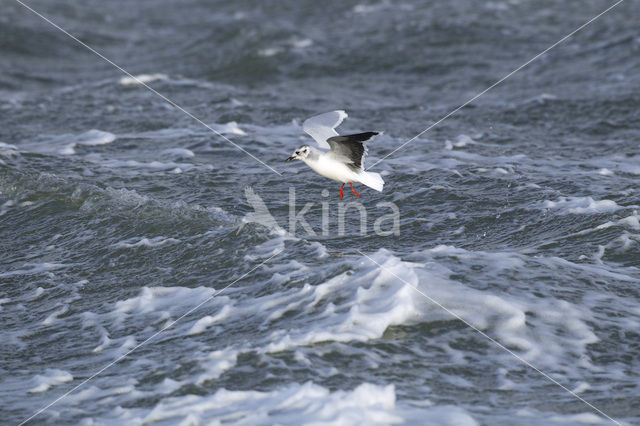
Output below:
[286,110,385,199]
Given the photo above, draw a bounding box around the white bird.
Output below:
[286,110,385,199]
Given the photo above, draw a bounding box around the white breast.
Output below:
[304,153,361,183]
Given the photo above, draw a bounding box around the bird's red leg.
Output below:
[339,183,345,199]
[350,182,360,198]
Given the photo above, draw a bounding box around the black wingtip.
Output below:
[364,131,383,140]
[328,132,381,144]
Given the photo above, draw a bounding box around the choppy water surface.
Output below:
[1,0,639,424]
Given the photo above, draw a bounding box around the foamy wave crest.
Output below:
[540,196,627,215]
[118,73,168,86]
[28,369,73,393]
[112,236,180,249]
[139,382,476,425]
[16,129,117,155]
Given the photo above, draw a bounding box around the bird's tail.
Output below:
[358,171,384,192]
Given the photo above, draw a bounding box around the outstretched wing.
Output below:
[302,110,348,149]
[327,131,379,170]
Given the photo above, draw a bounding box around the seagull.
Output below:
[286,110,385,199]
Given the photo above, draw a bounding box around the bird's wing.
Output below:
[327,132,379,171]
[302,110,348,149]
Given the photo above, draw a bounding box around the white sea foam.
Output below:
[0,141,19,157]
[112,236,180,249]
[258,38,313,57]
[155,241,605,380]
[187,305,232,335]
[139,381,476,425]
[618,211,640,230]
[211,121,246,135]
[290,38,313,49]
[516,407,611,425]
[123,121,246,140]
[76,285,240,389]
[42,304,70,325]
[86,157,198,172]
[0,262,69,278]
[118,73,168,86]
[563,211,640,254]
[541,196,624,215]
[590,210,640,261]
[59,379,142,409]
[445,134,475,150]
[195,349,238,385]
[597,168,614,176]
[0,297,10,311]
[134,240,610,384]
[28,369,73,393]
[18,129,117,155]
[262,265,422,352]
[258,46,283,57]
[525,93,558,104]
[244,243,621,380]
[61,129,117,155]
[74,129,117,146]
[41,237,635,425]
[584,155,640,176]
[113,286,217,317]
[102,187,150,207]
[160,148,195,159]
[353,3,414,14]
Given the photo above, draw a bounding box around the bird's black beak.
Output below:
[285,156,295,162]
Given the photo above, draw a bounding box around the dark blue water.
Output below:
[1,0,639,424]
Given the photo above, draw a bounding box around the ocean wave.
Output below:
[111,236,181,249]
[540,196,628,215]
[27,369,73,394]
[138,382,476,426]
[16,129,117,156]
[118,73,168,86]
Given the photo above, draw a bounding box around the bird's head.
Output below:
[285,145,311,162]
